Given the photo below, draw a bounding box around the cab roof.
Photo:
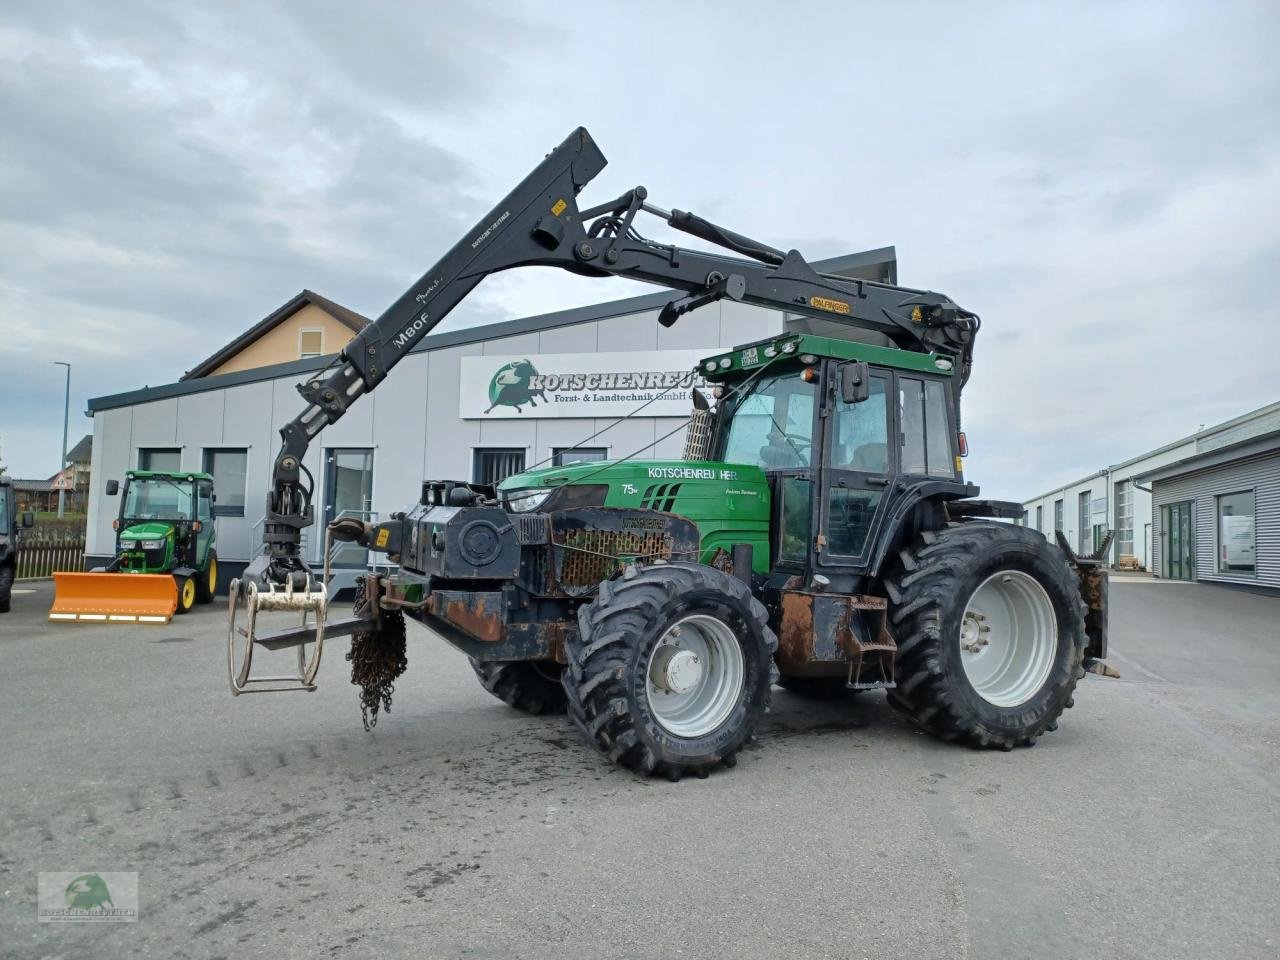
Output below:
[126,470,214,481]
[699,333,955,380]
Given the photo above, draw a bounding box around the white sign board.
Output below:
[459,351,708,419]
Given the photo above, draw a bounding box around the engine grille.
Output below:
[555,529,674,589]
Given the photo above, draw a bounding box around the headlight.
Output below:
[120,539,137,548]
[505,488,553,513]
[140,539,165,550]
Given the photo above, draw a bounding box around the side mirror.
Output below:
[839,361,870,404]
[106,479,119,495]
[21,511,34,528]
[691,387,710,411]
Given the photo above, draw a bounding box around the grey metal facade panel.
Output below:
[85,300,792,563]
[1149,450,1280,589]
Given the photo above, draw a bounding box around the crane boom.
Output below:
[252,126,978,585]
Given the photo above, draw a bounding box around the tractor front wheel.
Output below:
[0,564,13,613]
[175,575,197,615]
[470,660,567,715]
[565,562,777,779]
[884,522,1086,749]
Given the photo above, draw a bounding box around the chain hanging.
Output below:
[345,583,408,731]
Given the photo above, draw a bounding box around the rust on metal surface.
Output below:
[778,589,897,683]
[428,591,504,643]
[778,590,817,671]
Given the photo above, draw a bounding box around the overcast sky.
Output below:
[1,1,1277,500]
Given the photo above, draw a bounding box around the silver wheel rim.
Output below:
[645,614,745,738]
[959,570,1057,707]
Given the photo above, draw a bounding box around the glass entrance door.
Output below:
[1163,500,1195,580]
[324,449,373,568]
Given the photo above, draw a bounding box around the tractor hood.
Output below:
[119,521,174,541]
[498,459,772,571]
[499,458,766,495]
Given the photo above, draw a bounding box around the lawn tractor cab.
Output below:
[0,477,35,613]
[49,471,218,623]
[227,127,1112,778]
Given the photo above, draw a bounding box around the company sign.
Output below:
[460,351,708,419]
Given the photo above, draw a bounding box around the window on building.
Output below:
[202,448,248,517]
[474,448,526,488]
[299,329,325,359]
[138,448,181,472]
[553,447,607,467]
[1054,499,1064,531]
[1217,490,1255,575]
[1036,505,1043,532]
[1078,490,1091,554]
[1115,481,1134,560]
[898,377,954,477]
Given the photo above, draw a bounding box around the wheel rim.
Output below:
[208,558,217,593]
[959,570,1057,707]
[181,578,195,608]
[645,614,745,738]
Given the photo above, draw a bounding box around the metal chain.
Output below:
[346,588,407,731]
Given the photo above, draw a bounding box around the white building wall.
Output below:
[87,300,786,569]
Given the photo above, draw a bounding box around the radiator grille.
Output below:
[556,529,674,588]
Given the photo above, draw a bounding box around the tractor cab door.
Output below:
[816,365,960,571]
[196,479,215,565]
[816,365,893,568]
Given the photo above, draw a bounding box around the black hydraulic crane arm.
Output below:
[255,127,979,582]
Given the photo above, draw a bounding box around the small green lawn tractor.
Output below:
[51,470,218,624]
[227,128,1112,777]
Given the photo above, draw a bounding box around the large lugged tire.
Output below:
[564,561,778,779]
[470,660,567,715]
[0,564,13,613]
[883,522,1086,750]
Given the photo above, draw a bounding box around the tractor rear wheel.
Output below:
[565,561,777,779]
[196,551,218,604]
[470,660,567,715]
[883,522,1086,750]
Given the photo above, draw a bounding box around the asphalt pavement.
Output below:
[1,576,1277,959]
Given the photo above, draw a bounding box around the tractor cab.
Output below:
[108,471,216,574]
[700,333,973,579]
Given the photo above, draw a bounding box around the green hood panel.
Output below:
[500,459,773,572]
[119,522,174,541]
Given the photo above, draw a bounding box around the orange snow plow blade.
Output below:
[49,572,178,624]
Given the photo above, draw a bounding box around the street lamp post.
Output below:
[54,361,70,519]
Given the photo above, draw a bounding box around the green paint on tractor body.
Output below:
[499,459,771,573]
[114,471,216,573]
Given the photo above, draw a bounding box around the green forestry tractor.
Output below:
[228,128,1112,778]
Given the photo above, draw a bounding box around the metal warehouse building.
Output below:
[1020,401,1280,590]
[83,249,893,588]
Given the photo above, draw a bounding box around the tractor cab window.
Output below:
[899,377,955,478]
[123,477,195,520]
[719,372,816,470]
[831,375,890,473]
[0,484,9,525]
[197,481,214,520]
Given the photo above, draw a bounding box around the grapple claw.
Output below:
[227,572,327,695]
